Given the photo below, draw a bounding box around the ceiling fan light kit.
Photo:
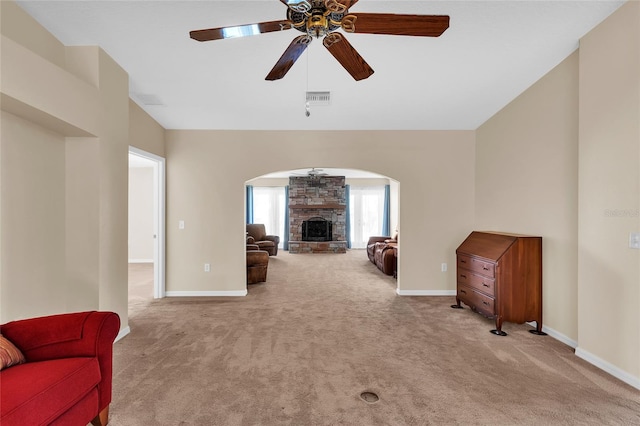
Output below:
[190,0,449,82]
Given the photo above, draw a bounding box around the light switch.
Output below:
[629,232,640,249]
[179,220,185,230]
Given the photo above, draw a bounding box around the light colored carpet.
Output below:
[114,251,640,425]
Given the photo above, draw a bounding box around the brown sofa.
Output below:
[367,234,397,276]
[246,224,280,256]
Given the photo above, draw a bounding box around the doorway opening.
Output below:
[246,168,400,285]
[128,147,166,303]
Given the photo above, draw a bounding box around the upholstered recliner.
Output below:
[246,244,269,284]
[246,224,280,256]
[367,232,398,276]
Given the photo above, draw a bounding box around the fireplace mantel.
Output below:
[289,204,346,210]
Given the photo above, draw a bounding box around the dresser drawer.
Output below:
[457,286,495,317]
[457,254,495,278]
[457,271,495,296]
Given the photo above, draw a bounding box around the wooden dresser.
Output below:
[452,231,545,336]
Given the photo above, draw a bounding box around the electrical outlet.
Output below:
[629,232,640,249]
[179,220,185,230]
[441,263,447,272]
[204,263,210,272]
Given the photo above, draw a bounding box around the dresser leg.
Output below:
[490,318,508,336]
[451,298,463,309]
[529,321,547,336]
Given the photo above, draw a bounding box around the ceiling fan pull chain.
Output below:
[305,46,311,117]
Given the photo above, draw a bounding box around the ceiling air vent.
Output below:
[306,91,331,106]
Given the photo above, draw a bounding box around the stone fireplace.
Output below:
[288,176,347,253]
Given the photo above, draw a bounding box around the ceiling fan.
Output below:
[190,0,449,81]
[292,168,329,177]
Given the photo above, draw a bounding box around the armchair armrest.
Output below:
[367,236,390,245]
[265,235,280,245]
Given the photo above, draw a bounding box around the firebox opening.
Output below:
[302,217,332,242]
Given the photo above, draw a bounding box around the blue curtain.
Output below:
[246,185,254,224]
[283,186,290,250]
[345,184,352,249]
[382,184,391,236]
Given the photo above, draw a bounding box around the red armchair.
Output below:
[0,311,120,426]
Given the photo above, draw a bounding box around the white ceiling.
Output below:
[17,0,624,131]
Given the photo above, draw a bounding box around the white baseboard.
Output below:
[575,347,640,391]
[114,326,130,343]
[165,290,248,297]
[526,322,578,348]
[396,289,457,296]
[128,259,153,264]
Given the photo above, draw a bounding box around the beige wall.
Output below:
[0,1,130,331]
[476,52,579,342]
[165,130,475,294]
[578,1,640,382]
[1,112,68,319]
[129,100,166,158]
[129,167,154,262]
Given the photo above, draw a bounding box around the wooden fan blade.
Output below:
[190,20,293,42]
[342,13,449,37]
[323,33,374,81]
[265,35,312,81]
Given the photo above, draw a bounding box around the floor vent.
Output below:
[306,91,331,106]
[360,391,379,404]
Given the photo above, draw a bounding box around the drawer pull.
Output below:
[482,283,490,287]
[460,259,467,263]
[460,290,467,295]
[483,266,489,271]
[482,301,489,306]
[460,274,467,279]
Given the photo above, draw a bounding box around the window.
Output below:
[349,186,385,249]
[253,187,286,247]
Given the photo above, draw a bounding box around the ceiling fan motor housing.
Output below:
[288,0,345,38]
